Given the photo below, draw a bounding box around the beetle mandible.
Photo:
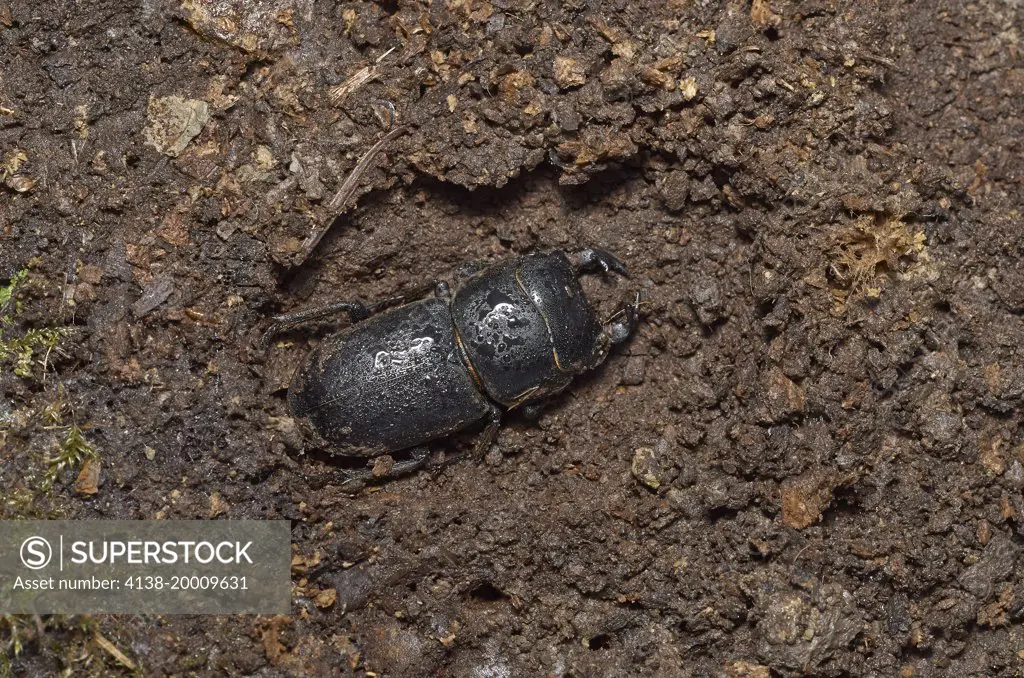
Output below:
[271,247,639,478]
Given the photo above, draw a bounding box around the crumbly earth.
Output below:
[1,0,1022,675]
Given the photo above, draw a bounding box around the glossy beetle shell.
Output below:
[451,251,606,407]
[285,249,632,456]
[288,297,492,455]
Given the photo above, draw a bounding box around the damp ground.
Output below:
[1,0,1022,675]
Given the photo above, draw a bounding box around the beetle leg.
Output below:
[473,403,503,457]
[414,406,504,478]
[339,447,432,486]
[270,299,370,327]
[265,280,448,345]
[338,464,375,487]
[386,447,433,476]
[605,292,641,345]
[263,300,371,346]
[365,279,446,313]
[566,247,630,278]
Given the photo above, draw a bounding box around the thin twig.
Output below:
[93,630,137,671]
[295,125,407,266]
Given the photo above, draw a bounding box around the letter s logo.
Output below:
[20,536,52,570]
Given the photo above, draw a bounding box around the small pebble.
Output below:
[553,56,587,89]
[631,447,662,489]
[689,276,725,326]
[621,356,647,386]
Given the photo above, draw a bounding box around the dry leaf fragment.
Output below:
[751,0,782,27]
[74,459,101,496]
[314,588,338,608]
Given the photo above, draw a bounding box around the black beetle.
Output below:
[271,247,639,477]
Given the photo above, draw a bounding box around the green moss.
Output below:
[1,615,139,677]
[0,269,28,320]
[42,424,99,493]
[3,401,100,513]
[0,268,91,510]
[0,274,121,676]
[0,615,28,678]
[1,268,70,379]
[0,327,68,378]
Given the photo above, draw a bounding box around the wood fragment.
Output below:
[93,630,137,670]
[295,126,407,266]
[329,47,396,105]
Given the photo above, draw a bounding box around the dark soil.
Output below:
[2,0,1023,675]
